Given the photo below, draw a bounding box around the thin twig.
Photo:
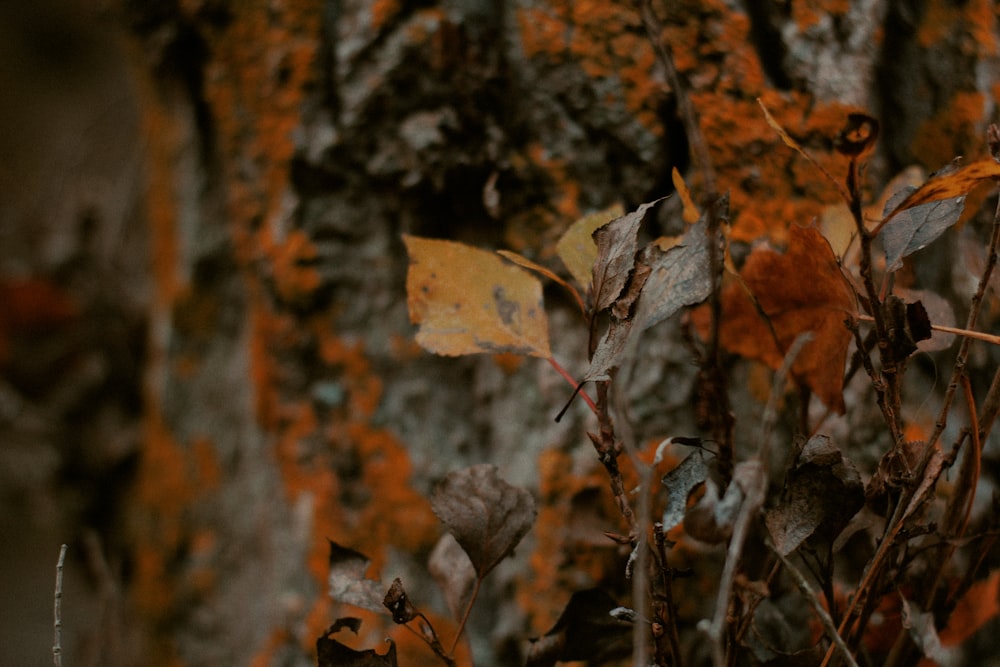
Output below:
[547,356,599,417]
[771,545,858,667]
[54,544,67,667]
[923,174,1000,462]
[854,314,1000,346]
[640,0,716,196]
[654,523,683,667]
[449,576,481,657]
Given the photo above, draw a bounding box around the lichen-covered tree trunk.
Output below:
[72,0,1000,664]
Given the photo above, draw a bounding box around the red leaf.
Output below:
[706,224,855,413]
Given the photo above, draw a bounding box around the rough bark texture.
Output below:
[3,0,1000,665]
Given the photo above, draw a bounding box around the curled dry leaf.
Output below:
[556,204,624,289]
[525,588,633,667]
[591,197,668,311]
[403,235,550,358]
[584,211,715,382]
[316,618,398,667]
[701,224,855,413]
[383,578,418,624]
[834,113,879,158]
[661,450,709,532]
[764,435,864,556]
[895,288,956,352]
[430,464,537,578]
[327,541,390,614]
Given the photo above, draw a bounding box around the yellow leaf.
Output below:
[555,204,624,289]
[404,235,551,358]
[496,250,585,314]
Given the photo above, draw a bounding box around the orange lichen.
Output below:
[917,0,998,53]
[791,0,850,32]
[371,0,402,31]
[911,91,986,170]
[516,6,569,60]
[266,228,323,304]
[523,447,633,631]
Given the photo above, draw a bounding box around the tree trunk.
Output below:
[3,0,998,665]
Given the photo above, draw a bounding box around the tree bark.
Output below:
[4,0,997,665]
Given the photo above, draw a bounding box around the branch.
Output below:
[771,545,858,667]
[54,544,67,667]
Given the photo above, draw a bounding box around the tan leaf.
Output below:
[555,204,624,289]
[404,235,550,358]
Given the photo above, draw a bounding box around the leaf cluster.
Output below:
[320,72,1000,667]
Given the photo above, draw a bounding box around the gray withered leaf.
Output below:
[583,210,715,382]
[428,533,477,620]
[661,450,710,532]
[317,618,398,667]
[881,185,965,272]
[591,197,667,312]
[430,464,537,578]
[327,541,390,614]
[634,214,714,332]
[764,435,863,556]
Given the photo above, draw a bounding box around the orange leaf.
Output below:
[404,235,551,358]
[939,571,1000,647]
[711,225,855,413]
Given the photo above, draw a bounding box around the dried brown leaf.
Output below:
[404,235,550,358]
[634,215,714,331]
[764,435,863,556]
[591,197,667,312]
[430,464,537,578]
[583,214,714,382]
[317,618,398,667]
